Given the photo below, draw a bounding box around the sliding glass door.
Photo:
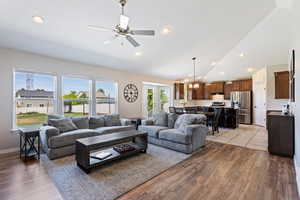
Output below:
[143,84,171,118]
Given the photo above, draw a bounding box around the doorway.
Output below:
[143,83,171,118]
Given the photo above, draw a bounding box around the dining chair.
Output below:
[169,107,176,113]
[175,107,184,115]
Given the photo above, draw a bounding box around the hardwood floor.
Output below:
[0,142,298,200]
[117,142,299,200]
[0,152,63,200]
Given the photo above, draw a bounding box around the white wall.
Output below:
[0,48,173,152]
[291,0,300,189]
[266,64,289,110]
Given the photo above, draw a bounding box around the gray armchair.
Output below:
[138,112,208,154]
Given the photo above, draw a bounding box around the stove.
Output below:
[211,102,225,107]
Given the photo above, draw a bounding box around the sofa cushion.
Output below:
[95,125,135,134]
[159,129,192,145]
[48,129,100,148]
[89,116,105,129]
[168,113,178,129]
[104,114,122,126]
[47,114,64,126]
[49,118,78,133]
[71,117,89,129]
[174,114,206,132]
[153,112,168,127]
[138,125,168,138]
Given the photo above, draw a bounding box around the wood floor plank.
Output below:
[117,142,299,200]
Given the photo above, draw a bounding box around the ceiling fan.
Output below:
[88,0,155,47]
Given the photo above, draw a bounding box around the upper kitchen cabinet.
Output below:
[208,82,224,94]
[232,79,252,91]
[174,83,184,100]
[275,71,289,99]
[240,79,252,91]
[224,82,233,100]
[204,84,212,100]
[187,82,205,100]
[193,83,205,100]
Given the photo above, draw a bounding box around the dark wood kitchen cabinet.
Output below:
[187,82,205,100]
[193,83,205,100]
[240,79,252,91]
[224,83,233,100]
[211,82,224,94]
[275,71,289,99]
[232,79,252,91]
[267,112,294,157]
[204,84,211,100]
[174,83,184,100]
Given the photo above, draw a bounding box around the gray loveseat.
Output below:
[40,114,135,159]
[138,112,208,154]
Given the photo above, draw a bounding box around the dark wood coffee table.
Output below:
[75,130,147,173]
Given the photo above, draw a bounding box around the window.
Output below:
[96,81,117,114]
[14,72,56,128]
[63,77,90,117]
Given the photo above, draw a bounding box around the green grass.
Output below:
[17,112,88,127]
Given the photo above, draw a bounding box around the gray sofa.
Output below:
[40,114,135,159]
[138,112,208,154]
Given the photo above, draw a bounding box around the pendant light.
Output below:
[188,57,199,89]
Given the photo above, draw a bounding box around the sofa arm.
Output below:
[39,126,60,152]
[141,119,154,125]
[184,124,208,151]
[120,118,133,126]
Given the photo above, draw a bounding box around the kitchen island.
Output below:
[174,106,239,129]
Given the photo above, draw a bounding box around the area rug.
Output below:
[41,144,191,200]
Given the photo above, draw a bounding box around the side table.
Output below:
[19,128,40,161]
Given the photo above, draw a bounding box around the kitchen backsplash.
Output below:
[174,100,232,107]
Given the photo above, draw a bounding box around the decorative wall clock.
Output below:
[124,84,138,103]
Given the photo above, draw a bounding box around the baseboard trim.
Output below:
[294,157,300,197]
[0,147,19,155]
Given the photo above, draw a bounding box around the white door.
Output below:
[253,69,267,127]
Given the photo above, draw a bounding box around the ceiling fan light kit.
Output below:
[88,0,155,47]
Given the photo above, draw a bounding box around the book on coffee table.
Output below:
[90,152,112,160]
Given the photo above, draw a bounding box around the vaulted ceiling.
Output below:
[0,0,289,81]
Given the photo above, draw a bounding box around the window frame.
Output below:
[94,80,119,115]
[13,70,58,129]
[12,70,119,128]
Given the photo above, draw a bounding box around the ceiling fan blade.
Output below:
[126,35,140,47]
[130,30,155,36]
[88,25,114,32]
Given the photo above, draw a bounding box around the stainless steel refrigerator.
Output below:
[230,91,252,124]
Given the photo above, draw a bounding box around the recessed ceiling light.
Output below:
[32,16,44,24]
[220,72,225,75]
[162,26,172,35]
[240,53,245,57]
[188,73,193,77]
[184,79,189,83]
[197,76,202,80]
[211,62,217,66]
[135,52,142,56]
[247,68,254,72]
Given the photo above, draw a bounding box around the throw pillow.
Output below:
[71,117,89,129]
[174,114,203,132]
[104,114,121,126]
[168,113,178,129]
[49,118,78,133]
[153,112,168,127]
[89,116,105,129]
[47,114,64,126]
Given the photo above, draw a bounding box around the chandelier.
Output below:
[188,57,199,89]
